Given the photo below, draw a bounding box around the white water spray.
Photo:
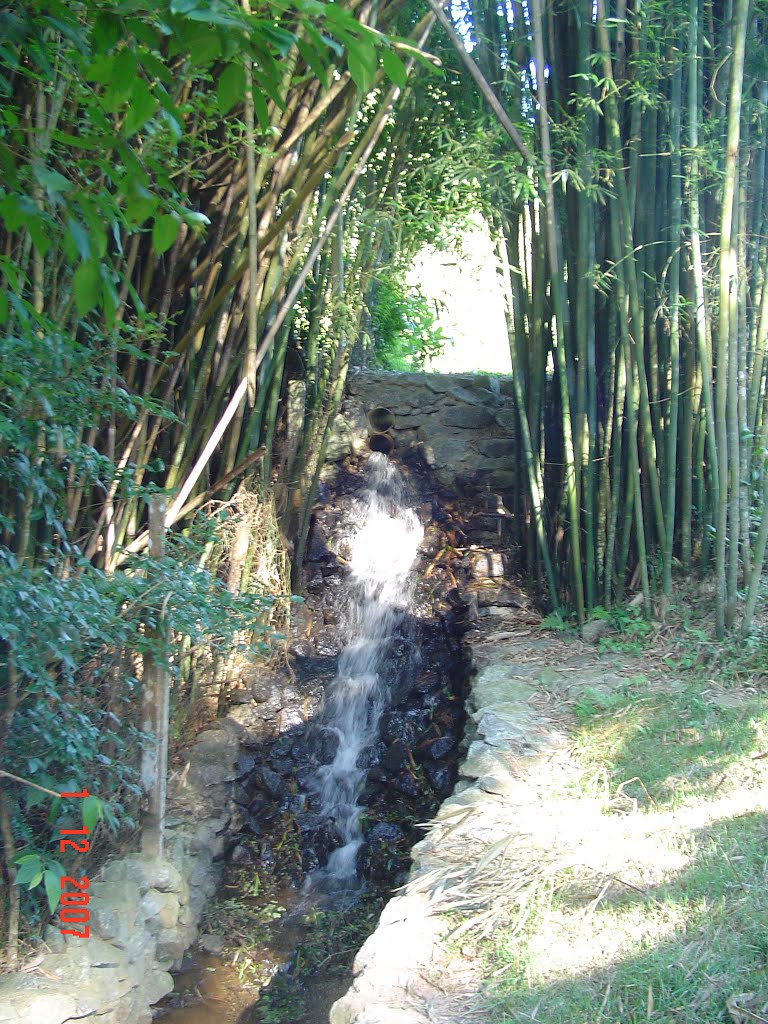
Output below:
[312,453,423,881]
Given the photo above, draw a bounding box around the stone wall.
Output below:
[0,721,245,1024]
[326,370,518,497]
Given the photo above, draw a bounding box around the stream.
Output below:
[157,451,470,1024]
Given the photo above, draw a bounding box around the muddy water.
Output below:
[157,888,358,1024]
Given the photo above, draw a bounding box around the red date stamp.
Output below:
[58,788,91,938]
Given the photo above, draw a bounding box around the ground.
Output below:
[332,590,768,1024]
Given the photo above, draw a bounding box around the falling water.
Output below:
[311,452,423,882]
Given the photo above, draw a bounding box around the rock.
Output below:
[424,762,454,796]
[581,618,612,642]
[358,822,407,879]
[467,550,507,578]
[199,933,225,955]
[292,654,339,678]
[474,437,515,459]
[256,766,287,799]
[441,405,496,429]
[478,469,517,490]
[140,890,181,932]
[381,740,409,772]
[475,584,530,608]
[306,728,340,765]
[413,670,441,693]
[230,843,255,866]
[391,771,421,799]
[424,734,457,760]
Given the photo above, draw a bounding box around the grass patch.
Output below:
[471,668,768,1024]
[571,678,768,811]
[483,812,768,1023]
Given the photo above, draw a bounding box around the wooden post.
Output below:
[140,494,170,858]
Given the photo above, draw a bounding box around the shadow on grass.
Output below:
[571,681,768,809]
[482,809,768,1024]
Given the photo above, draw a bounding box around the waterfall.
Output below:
[311,452,423,882]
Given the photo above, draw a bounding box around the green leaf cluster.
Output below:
[366,276,447,371]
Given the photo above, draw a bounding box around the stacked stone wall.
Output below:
[326,370,519,497]
[0,722,244,1024]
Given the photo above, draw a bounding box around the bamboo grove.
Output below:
[0,0,450,959]
[436,0,768,636]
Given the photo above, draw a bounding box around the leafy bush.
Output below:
[366,276,446,370]
[0,515,284,946]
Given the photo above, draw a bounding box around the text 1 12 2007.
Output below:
[59,788,91,938]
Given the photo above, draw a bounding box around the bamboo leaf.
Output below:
[91,11,122,53]
[66,217,91,260]
[252,89,269,130]
[73,259,101,315]
[217,61,245,115]
[152,214,180,255]
[123,79,157,136]
[297,35,328,86]
[347,37,377,93]
[381,49,407,89]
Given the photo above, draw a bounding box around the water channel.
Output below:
[160,451,462,1024]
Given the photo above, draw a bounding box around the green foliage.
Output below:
[0,0,406,324]
[597,606,653,656]
[12,854,65,914]
[1,517,281,934]
[257,893,385,1024]
[540,609,573,632]
[366,276,446,370]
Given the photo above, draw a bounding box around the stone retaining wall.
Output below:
[327,370,518,497]
[0,721,244,1024]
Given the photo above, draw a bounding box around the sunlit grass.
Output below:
[471,672,768,1024]
[570,678,768,812]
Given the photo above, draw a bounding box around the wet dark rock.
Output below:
[235,753,257,777]
[248,792,268,815]
[305,728,339,765]
[303,568,326,597]
[230,843,255,866]
[414,671,441,693]
[271,735,295,758]
[294,765,315,788]
[308,525,332,561]
[422,734,458,760]
[292,654,339,679]
[295,812,325,833]
[232,783,250,806]
[358,822,407,880]
[243,812,262,835]
[296,817,344,870]
[424,762,454,796]
[270,757,295,776]
[390,772,422,799]
[315,628,342,656]
[365,766,389,787]
[381,740,409,773]
[255,767,287,799]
